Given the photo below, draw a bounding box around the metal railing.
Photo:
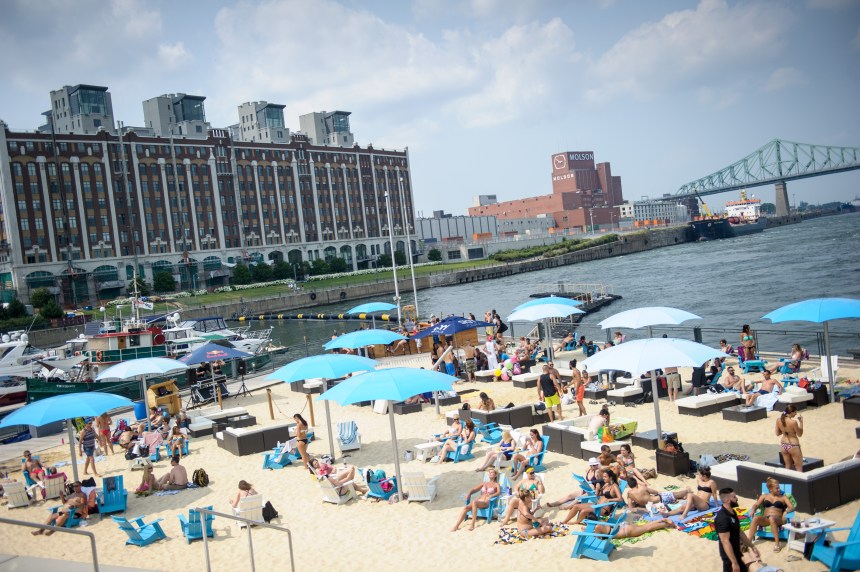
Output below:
[195,507,295,572]
[0,516,100,571]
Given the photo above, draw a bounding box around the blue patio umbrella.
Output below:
[178,342,253,365]
[346,302,398,328]
[582,338,727,449]
[761,297,860,401]
[0,392,134,482]
[96,357,189,432]
[410,316,495,339]
[323,329,407,351]
[512,296,583,312]
[267,354,378,459]
[318,367,456,501]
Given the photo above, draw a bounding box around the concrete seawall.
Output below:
[27,227,690,348]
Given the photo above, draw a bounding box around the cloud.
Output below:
[761,66,806,92]
[806,0,856,9]
[157,42,193,70]
[584,0,795,104]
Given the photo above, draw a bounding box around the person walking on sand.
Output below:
[462,341,477,382]
[776,405,804,471]
[716,488,759,572]
[95,412,113,455]
[538,364,564,422]
[78,418,100,477]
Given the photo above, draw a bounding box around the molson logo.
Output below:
[568,152,594,161]
[552,154,567,171]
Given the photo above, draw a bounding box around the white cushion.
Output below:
[580,440,629,454]
[475,370,496,378]
[512,372,540,382]
[778,392,813,404]
[607,387,643,398]
[189,419,214,429]
[709,460,754,482]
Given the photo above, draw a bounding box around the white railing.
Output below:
[0,516,100,571]
[195,507,295,572]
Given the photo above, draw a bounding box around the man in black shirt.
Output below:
[715,488,758,572]
[538,364,564,421]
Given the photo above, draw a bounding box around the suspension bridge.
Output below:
[673,139,860,215]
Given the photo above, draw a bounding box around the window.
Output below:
[20,219,29,231]
[34,218,43,230]
[69,217,77,228]
[27,163,36,177]
[81,163,89,176]
[17,200,26,210]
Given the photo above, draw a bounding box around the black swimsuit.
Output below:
[763,500,787,510]
[698,485,711,493]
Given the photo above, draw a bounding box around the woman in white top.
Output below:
[229,480,258,508]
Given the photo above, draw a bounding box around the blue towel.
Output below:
[338,421,359,445]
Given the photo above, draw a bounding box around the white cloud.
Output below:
[584,0,795,104]
[761,67,806,92]
[111,0,162,38]
[157,42,193,70]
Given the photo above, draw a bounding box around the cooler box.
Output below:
[133,400,147,422]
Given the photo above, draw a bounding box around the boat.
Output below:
[689,190,767,241]
[179,316,273,354]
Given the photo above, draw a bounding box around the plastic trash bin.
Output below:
[133,400,147,421]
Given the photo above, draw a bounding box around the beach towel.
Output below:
[755,392,779,411]
[610,518,672,546]
[337,421,359,447]
[494,523,570,545]
[677,507,751,541]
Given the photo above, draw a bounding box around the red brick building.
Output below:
[468,151,623,231]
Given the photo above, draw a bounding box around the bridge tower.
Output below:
[774,181,789,217]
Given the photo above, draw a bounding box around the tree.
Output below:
[231,263,252,285]
[272,260,293,280]
[129,276,150,296]
[394,251,407,265]
[298,261,312,280]
[251,262,273,282]
[29,287,53,309]
[39,299,64,319]
[6,299,27,318]
[377,253,392,267]
[310,259,330,276]
[427,248,442,262]
[760,202,776,214]
[153,271,177,293]
[328,257,348,273]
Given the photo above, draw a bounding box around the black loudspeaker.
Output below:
[187,368,197,384]
[237,361,247,375]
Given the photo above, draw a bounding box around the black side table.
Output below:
[722,405,767,423]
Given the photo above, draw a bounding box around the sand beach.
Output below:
[1,353,858,571]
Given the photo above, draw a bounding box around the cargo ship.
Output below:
[689,190,767,241]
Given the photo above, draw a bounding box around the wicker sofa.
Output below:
[217,422,296,456]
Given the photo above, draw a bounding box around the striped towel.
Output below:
[338,421,359,446]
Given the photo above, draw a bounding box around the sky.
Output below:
[1,0,858,214]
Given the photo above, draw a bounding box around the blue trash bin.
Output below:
[133,401,147,422]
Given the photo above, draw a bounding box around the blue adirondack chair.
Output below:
[754,483,794,542]
[49,504,83,528]
[445,438,476,463]
[570,516,621,560]
[262,444,300,470]
[365,470,398,501]
[472,419,503,444]
[97,475,128,518]
[178,506,215,544]
[573,473,599,500]
[113,515,167,547]
[465,490,501,524]
[742,359,767,374]
[810,511,860,572]
[512,436,549,474]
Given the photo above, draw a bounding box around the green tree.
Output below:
[39,299,64,319]
[310,259,330,276]
[377,253,392,267]
[394,251,407,265]
[328,257,348,273]
[29,287,53,309]
[153,271,177,293]
[6,299,27,318]
[427,248,442,262]
[760,202,776,214]
[272,260,292,280]
[251,262,273,282]
[298,261,312,280]
[231,263,252,285]
[128,276,151,296]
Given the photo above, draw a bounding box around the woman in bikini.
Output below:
[478,392,496,411]
[510,429,544,480]
[617,444,650,484]
[592,516,675,539]
[561,469,623,525]
[513,488,554,537]
[499,466,545,525]
[474,430,515,472]
[169,426,186,459]
[776,405,804,471]
[436,421,476,462]
[451,468,501,531]
[293,413,311,470]
[229,480,258,508]
[677,466,719,519]
[310,458,369,494]
[747,476,795,552]
[740,324,756,362]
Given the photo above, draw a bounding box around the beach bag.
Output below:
[262,501,278,523]
[600,428,615,443]
[192,468,209,487]
[798,378,810,389]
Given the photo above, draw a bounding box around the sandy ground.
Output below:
[1,354,858,572]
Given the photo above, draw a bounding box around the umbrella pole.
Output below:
[823,322,834,403]
[388,404,403,502]
[141,377,150,432]
[67,420,79,483]
[645,326,664,449]
[545,319,554,362]
[324,398,335,461]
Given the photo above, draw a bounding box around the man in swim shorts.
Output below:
[538,364,564,422]
[744,371,784,406]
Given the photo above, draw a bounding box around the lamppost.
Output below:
[383,191,402,325]
[589,209,595,235]
[397,176,419,319]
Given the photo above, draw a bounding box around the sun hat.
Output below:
[525,467,535,474]
[588,457,599,466]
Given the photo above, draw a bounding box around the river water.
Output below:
[265,212,860,358]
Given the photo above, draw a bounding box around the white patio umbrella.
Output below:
[582,338,726,449]
[97,357,189,430]
[507,303,585,361]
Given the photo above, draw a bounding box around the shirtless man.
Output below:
[744,370,784,406]
[96,412,114,455]
[21,450,45,485]
[442,341,457,377]
[31,482,87,535]
[719,366,747,393]
[461,341,477,382]
[625,478,693,512]
[555,331,575,352]
[156,456,189,490]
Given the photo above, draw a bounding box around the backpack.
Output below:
[262,501,278,523]
[192,468,209,487]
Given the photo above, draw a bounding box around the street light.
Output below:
[383,191,402,325]
[589,209,595,235]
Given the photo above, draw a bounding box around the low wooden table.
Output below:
[764,456,824,472]
[414,441,443,462]
[722,405,767,423]
[782,519,835,553]
[631,430,677,451]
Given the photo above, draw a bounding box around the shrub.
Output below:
[231,264,252,285]
[427,248,442,262]
[29,288,53,309]
[39,299,65,319]
[153,271,177,293]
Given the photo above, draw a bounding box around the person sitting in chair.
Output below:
[744,371,784,406]
[21,450,45,485]
[555,331,575,352]
[31,482,87,535]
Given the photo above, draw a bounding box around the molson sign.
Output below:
[552,151,595,172]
